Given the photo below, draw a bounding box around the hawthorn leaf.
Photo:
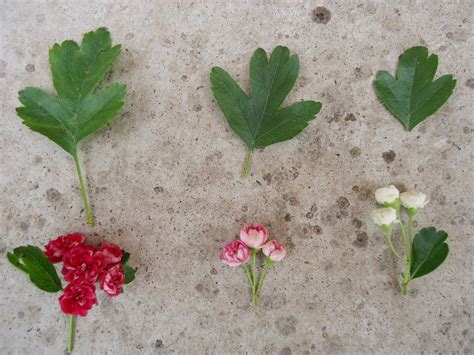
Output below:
[410,227,449,280]
[8,245,62,293]
[375,46,456,131]
[15,28,126,226]
[210,46,322,177]
[123,264,136,284]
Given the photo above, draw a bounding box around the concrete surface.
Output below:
[0,1,473,354]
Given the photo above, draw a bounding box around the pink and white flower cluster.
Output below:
[219,224,286,266]
[44,233,126,316]
[219,224,286,306]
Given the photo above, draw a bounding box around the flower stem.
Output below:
[73,151,94,227]
[385,236,402,260]
[398,215,412,296]
[241,148,253,178]
[68,315,76,353]
[250,249,258,307]
[256,258,272,299]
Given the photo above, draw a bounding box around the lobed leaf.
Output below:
[210,46,321,150]
[375,46,456,131]
[16,27,126,156]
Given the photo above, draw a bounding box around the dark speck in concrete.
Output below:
[195,284,204,292]
[154,186,164,193]
[337,196,350,209]
[46,188,61,202]
[193,104,202,112]
[465,79,474,89]
[382,150,396,163]
[279,347,292,355]
[284,213,291,222]
[276,316,297,336]
[354,232,368,247]
[305,212,313,219]
[263,173,272,185]
[350,147,361,157]
[25,64,35,72]
[19,221,29,231]
[155,339,163,348]
[344,113,356,121]
[312,7,331,24]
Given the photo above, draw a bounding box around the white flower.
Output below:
[371,207,397,226]
[400,191,428,209]
[375,185,400,204]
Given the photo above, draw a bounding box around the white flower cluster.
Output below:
[371,185,428,227]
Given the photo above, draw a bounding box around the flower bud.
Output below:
[219,240,250,267]
[375,185,400,205]
[371,207,397,226]
[262,240,286,262]
[400,191,428,209]
[240,224,269,249]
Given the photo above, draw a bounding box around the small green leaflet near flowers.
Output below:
[7,246,62,293]
[375,46,456,131]
[211,46,322,177]
[16,27,126,226]
[410,227,449,279]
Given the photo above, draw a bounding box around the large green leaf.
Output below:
[210,46,321,176]
[15,28,126,225]
[374,46,456,131]
[410,227,449,279]
[7,245,62,293]
[16,27,126,155]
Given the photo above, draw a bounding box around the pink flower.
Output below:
[239,224,269,249]
[262,240,286,262]
[62,245,106,283]
[59,282,97,317]
[100,264,125,297]
[44,233,86,263]
[96,243,123,266]
[219,240,250,267]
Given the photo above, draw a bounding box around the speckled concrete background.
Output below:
[0,1,473,354]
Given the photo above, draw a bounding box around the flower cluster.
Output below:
[219,224,286,306]
[45,233,126,316]
[370,185,444,296]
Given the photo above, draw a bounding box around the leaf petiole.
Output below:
[241,148,254,178]
[73,151,94,227]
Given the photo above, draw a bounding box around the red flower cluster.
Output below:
[45,234,126,316]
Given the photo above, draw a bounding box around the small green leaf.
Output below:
[121,250,130,265]
[15,28,126,225]
[410,227,449,279]
[10,246,62,292]
[374,46,456,131]
[210,46,322,176]
[123,264,136,284]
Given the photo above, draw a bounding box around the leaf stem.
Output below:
[73,151,94,226]
[241,148,254,178]
[68,315,76,353]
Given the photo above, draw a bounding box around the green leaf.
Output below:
[210,46,322,176]
[121,250,130,265]
[374,46,456,131]
[15,27,126,226]
[123,264,136,284]
[410,227,449,279]
[8,245,62,293]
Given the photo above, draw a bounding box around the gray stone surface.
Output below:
[0,1,473,354]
